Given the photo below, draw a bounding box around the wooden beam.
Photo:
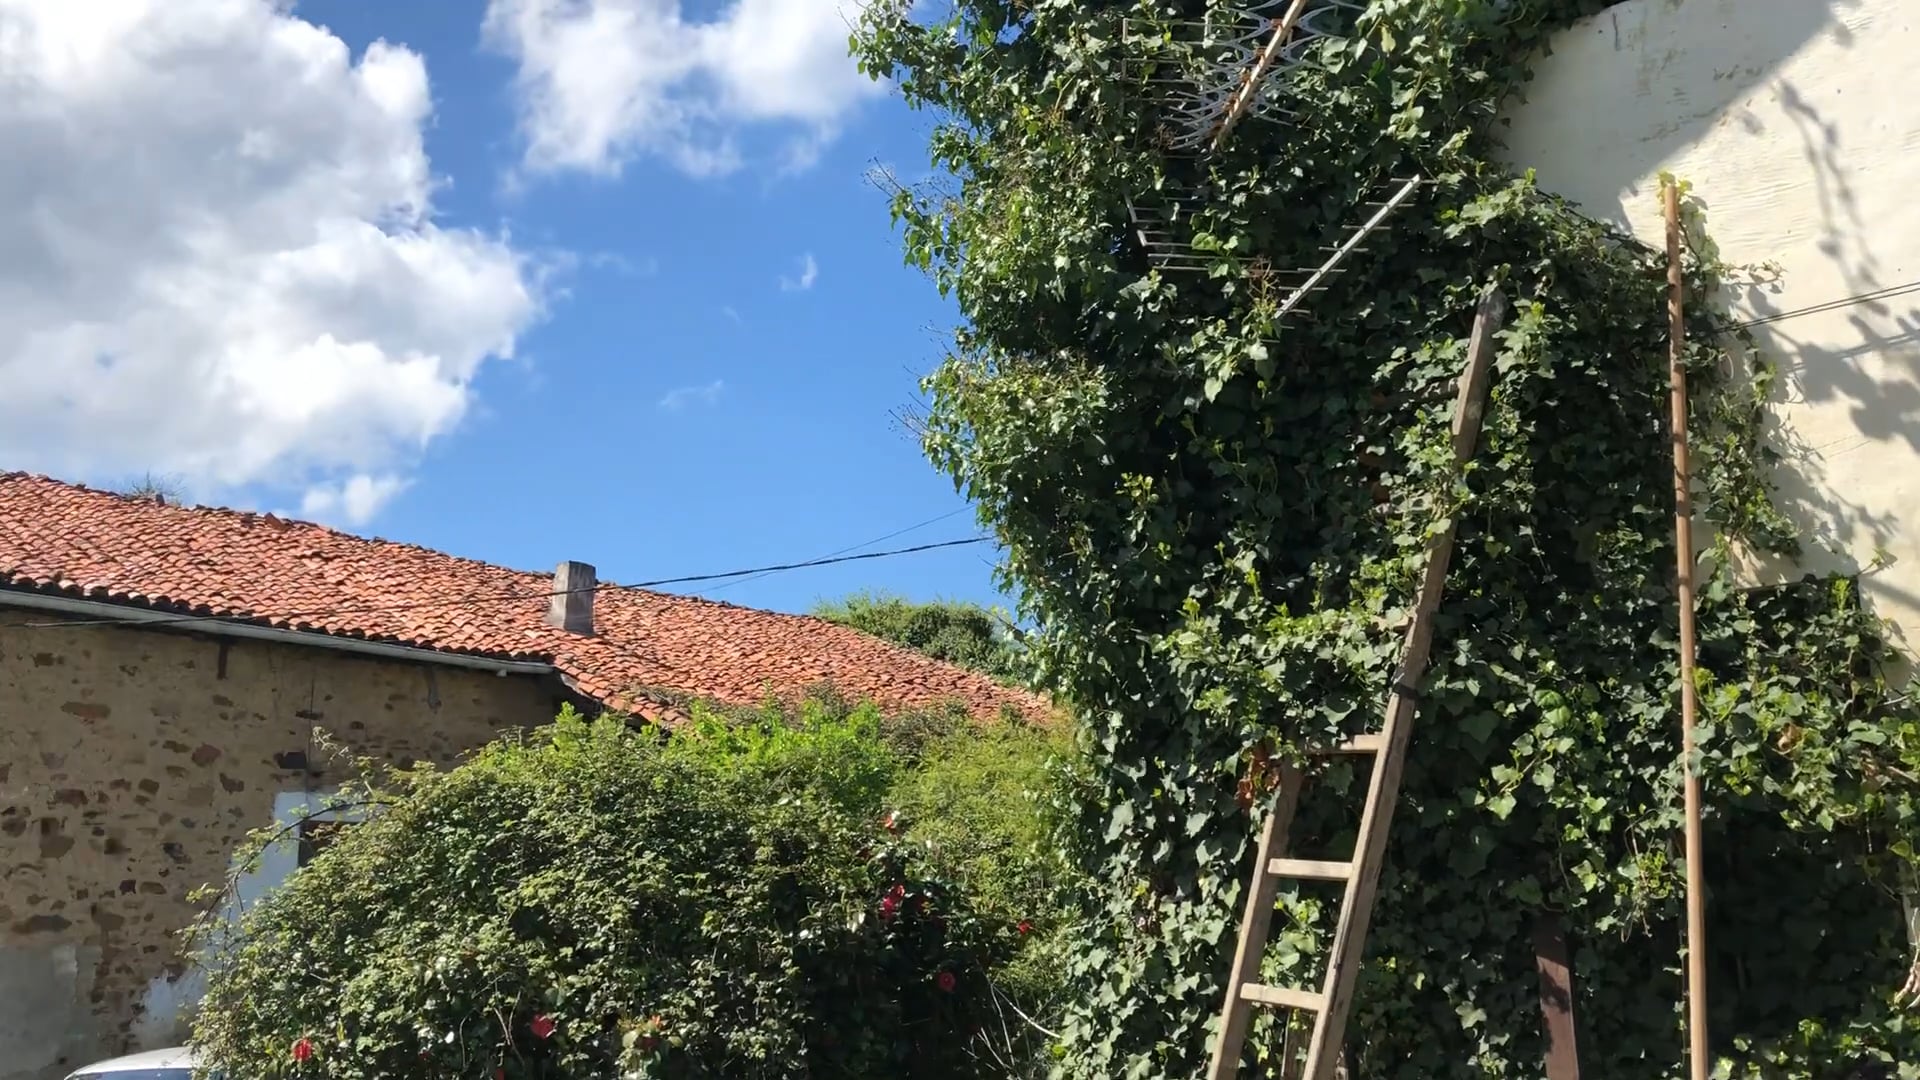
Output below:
[1533,917,1582,1080]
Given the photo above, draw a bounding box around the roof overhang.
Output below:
[0,587,556,678]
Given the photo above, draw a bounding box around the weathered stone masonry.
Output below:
[0,609,561,1080]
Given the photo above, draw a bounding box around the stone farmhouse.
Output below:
[0,472,1042,1080]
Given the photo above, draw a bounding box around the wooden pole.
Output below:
[1664,177,1711,1080]
[1210,0,1310,150]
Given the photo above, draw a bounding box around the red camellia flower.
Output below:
[530,1014,557,1040]
[881,810,898,831]
[936,971,958,993]
[291,1038,314,1063]
[1017,920,1033,935]
[879,883,906,919]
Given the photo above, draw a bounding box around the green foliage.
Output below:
[816,590,1034,685]
[891,721,1086,1026]
[853,1,1920,1077]
[191,699,1078,1079]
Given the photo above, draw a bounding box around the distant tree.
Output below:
[815,591,1030,686]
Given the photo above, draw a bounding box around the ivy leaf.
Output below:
[1461,712,1500,745]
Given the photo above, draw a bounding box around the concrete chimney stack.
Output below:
[547,560,596,636]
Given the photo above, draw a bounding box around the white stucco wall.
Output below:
[1498,0,1920,655]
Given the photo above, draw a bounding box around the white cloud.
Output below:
[780,253,820,292]
[300,473,411,527]
[481,0,882,178]
[0,0,542,522]
[658,379,726,410]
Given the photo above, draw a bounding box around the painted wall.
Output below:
[0,610,559,1080]
[1498,0,1920,655]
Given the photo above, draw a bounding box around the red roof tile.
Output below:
[0,473,1048,723]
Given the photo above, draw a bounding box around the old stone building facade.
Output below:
[0,614,561,1079]
[0,473,1043,1080]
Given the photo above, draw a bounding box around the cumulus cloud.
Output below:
[0,0,542,522]
[481,0,881,177]
[658,380,726,410]
[780,253,820,292]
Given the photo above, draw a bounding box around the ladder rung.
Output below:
[1267,857,1354,882]
[1240,983,1325,1011]
[1315,734,1384,755]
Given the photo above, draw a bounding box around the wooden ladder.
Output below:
[1206,284,1509,1080]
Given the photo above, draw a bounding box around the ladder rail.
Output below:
[1206,283,1509,1079]
[1207,762,1306,1078]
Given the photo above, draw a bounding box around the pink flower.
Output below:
[291,1038,314,1063]
[1017,920,1033,935]
[936,971,958,993]
[881,811,899,832]
[530,1014,557,1040]
[880,883,906,919]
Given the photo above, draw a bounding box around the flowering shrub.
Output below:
[190,703,1068,1078]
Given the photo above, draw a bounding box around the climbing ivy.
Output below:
[854,1,1920,1077]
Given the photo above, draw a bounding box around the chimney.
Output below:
[547,561,596,636]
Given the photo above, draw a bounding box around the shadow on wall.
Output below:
[1496,0,1855,229]
[1737,66,1920,609]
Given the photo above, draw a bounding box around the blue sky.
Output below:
[0,0,1004,617]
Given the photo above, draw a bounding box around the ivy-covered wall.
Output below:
[854,0,1920,1076]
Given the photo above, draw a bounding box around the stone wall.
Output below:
[0,608,561,1080]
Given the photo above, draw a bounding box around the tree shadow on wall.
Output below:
[1711,68,1920,665]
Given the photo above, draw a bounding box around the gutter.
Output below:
[0,589,557,678]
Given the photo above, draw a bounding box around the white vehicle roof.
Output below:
[66,1046,197,1076]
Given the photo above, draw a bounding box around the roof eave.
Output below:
[0,586,557,678]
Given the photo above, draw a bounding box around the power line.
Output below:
[639,535,989,590]
[1723,277,1920,332]
[704,506,976,596]
[19,535,993,631]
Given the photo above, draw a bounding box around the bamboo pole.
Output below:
[1664,177,1711,1080]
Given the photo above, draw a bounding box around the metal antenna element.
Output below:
[1123,176,1421,323]
[1276,175,1423,318]
[1127,0,1366,154]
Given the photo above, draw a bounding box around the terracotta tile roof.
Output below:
[0,472,1048,723]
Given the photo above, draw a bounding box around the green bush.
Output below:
[191,697,1078,1079]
